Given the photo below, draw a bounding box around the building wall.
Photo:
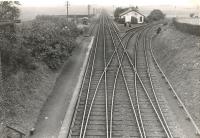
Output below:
[121,11,144,24]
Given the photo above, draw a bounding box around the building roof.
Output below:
[119,8,145,17]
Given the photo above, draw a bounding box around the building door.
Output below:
[140,16,143,23]
[131,16,137,24]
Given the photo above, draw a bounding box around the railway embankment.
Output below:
[0,36,93,137]
[152,22,200,128]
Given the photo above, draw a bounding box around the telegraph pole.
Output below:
[93,8,95,15]
[66,1,69,22]
[197,5,200,25]
[88,4,91,17]
[113,5,115,15]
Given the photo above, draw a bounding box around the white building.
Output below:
[119,8,145,24]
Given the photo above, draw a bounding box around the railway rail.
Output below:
[67,13,200,138]
[107,17,173,138]
[69,14,145,138]
[87,21,97,36]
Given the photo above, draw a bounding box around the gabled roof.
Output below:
[119,8,145,17]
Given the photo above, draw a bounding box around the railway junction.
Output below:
[58,11,200,138]
[1,1,200,138]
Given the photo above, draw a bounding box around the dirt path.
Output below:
[30,36,92,138]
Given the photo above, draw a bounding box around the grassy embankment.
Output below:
[0,15,82,135]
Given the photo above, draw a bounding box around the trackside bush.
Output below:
[146,9,165,22]
[0,34,36,75]
[20,15,81,70]
[1,15,81,74]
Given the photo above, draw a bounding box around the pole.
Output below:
[198,5,200,25]
[88,5,90,17]
[113,5,115,15]
[93,8,95,15]
[0,52,2,94]
[66,1,69,22]
[175,6,177,18]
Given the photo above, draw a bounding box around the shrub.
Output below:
[1,37,36,75]
[114,7,124,18]
[20,15,79,70]
[1,15,81,75]
[147,9,165,22]
[190,13,195,18]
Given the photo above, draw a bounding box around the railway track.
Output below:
[87,21,97,36]
[67,12,200,138]
[69,14,144,138]
[147,25,200,137]
[107,18,173,137]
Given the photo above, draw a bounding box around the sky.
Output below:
[19,0,200,7]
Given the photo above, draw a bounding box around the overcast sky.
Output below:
[20,0,200,7]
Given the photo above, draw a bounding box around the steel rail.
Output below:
[67,35,95,137]
[102,15,109,138]
[149,27,200,136]
[107,18,147,138]
[67,19,100,138]
[105,17,144,138]
[142,27,173,137]
[134,29,147,138]
[88,21,96,36]
[79,16,102,138]
[109,19,171,138]
[109,18,149,138]
[80,15,117,138]
[67,21,99,137]
[80,15,145,138]
[112,19,150,138]
[81,24,108,137]
[111,20,171,138]
[71,14,145,138]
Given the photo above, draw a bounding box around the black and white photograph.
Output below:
[0,0,200,137]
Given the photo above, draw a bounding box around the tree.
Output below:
[190,13,195,18]
[0,1,20,20]
[21,15,79,70]
[114,7,124,18]
[0,1,20,93]
[147,9,165,22]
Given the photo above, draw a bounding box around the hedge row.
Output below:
[173,18,200,36]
